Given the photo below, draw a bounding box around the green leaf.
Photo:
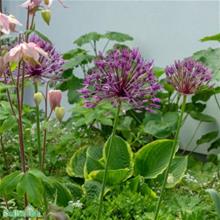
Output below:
[85,145,104,177]
[208,138,220,152]
[58,74,83,91]
[16,172,44,206]
[33,30,52,43]
[0,171,23,195]
[206,189,220,217]
[200,33,220,42]
[153,67,164,78]
[67,90,81,104]
[88,168,131,185]
[63,53,93,70]
[166,156,188,188]
[104,32,133,42]
[63,48,87,60]
[144,112,178,138]
[83,180,102,199]
[50,179,72,206]
[189,111,216,123]
[74,32,103,46]
[104,135,133,170]
[196,131,218,145]
[134,139,174,179]
[66,146,87,178]
[192,88,215,103]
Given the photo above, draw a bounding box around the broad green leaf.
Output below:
[50,179,72,206]
[166,156,188,188]
[144,112,178,138]
[134,139,174,179]
[16,172,44,206]
[206,189,220,217]
[0,171,23,195]
[83,180,102,199]
[200,33,220,42]
[185,102,206,113]
[189,111,216,123]
[74,32,103,46]
[104,32,133,42]
[196,131,218,145]
[85,145,104,177]
[153,67,165,78]
[104,135,133,170]
[88,168,130,185]
[66,147,87,178]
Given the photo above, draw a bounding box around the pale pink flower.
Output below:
[48,90,62,111]
[0,13,22,34]
[6,42,48,65]
[21,0,42,12]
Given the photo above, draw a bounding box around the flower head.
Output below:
[5,42,48,65]
[165,58,212,95]
[48,90,62,111]
[0,13,22,34]
[25,34,64,79]
[80,48,160,111]
[21,0,42,13]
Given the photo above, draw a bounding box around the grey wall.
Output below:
[5,0,220,154]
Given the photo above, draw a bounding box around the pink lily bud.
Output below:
[0,13,22,34]
[5,42,48,65]
[48,90,62,111]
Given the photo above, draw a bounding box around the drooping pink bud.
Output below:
[0,13,22,34]
[5,42,48,65]
[48,90,62,111]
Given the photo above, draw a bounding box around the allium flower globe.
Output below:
[26,34,64,79]
[165,58,212,95]
[80,48,160,111]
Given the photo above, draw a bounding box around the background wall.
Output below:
[4,0,220,154]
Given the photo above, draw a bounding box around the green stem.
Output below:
[214,94,220,112]
[154,95,187,220]
[0,135,9,172]
[97,102,121,220]
[34,83,42,168]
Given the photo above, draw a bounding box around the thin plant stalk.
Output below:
[34,82,42,168]
[41,81,50,170]
[97,102,121,220]
[214,94,220,112]
[0,135,9,171]
[154,95,187,220]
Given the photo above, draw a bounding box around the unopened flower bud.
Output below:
[41,9,51,25]
[48,90,62,111]
[55,106,65,122]
[34,92,43,105]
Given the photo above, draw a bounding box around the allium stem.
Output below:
[154,95,187,220]
[97,102,121,220]
[34,82,42,168]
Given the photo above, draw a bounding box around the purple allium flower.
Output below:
[26,34,64,79]
[165,58,212,95]
[80,48,160,111]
